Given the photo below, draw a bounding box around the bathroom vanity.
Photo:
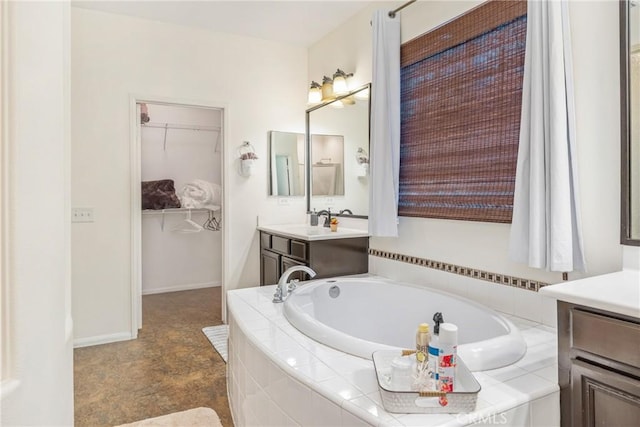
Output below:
[540,271,640,427]
[258,224,369,285]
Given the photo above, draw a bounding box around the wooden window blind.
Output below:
[398,0,527,223]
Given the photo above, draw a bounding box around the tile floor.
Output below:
[74,287,233,427]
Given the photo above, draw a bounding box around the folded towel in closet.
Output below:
[180,179,221,210]
[141,179,181,210]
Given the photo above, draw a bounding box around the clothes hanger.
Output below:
[203,210,221,231]
[171,210,203,233]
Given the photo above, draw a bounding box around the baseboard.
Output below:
[141,281,221,295]
[73,332,133,348]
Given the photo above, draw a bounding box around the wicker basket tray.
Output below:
[372,350,480,414]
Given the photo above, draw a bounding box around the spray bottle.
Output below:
[427,312,444,391]
[438,323,458,393]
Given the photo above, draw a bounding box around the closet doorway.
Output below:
[130,99,227,333]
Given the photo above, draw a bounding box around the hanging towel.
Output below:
[179,179,221,210]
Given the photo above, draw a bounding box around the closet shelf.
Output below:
[142,207,220,215]
[143,207,221,232]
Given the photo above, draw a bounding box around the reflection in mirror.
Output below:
[631,45,639,239]
[622,1,640,244]
[307,84,371,217]
[268,131,305,197]
[311,134,344,196]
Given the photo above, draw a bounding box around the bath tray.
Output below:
[372,350,480,414]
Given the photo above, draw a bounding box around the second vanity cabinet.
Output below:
[259,230,368,286]
[558,301,640,426]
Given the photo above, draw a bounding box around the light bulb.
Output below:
[332,69,349,95]
[308,81,322,104]
[321,76,335,102]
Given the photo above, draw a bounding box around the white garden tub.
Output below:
[283,277,526,371]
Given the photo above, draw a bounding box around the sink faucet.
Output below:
[316,209,332,227]
[273,265,317,303]
[338,209,353,216]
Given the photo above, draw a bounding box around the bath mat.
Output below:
[202,324,228,363]
[115,407,222,427]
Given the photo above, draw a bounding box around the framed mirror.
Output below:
[621,1,640,245]
[306,84,371,217]
[268,131,305,197]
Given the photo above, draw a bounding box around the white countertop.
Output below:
[258,223,369,241]
[539,269,640,319]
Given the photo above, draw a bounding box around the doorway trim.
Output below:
[129,94,229,337]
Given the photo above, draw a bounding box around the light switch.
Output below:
[72,208,94,223]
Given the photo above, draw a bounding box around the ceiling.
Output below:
[71,0,382,48]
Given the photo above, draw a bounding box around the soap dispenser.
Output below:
[310,209,319,226]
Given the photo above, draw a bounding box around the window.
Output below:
[398,0,527,223]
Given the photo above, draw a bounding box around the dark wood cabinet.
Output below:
[260,249,281,286]
[571,359,640,426]
[259,230,368,286]
[280,256,308,282]
[558,302,640,426]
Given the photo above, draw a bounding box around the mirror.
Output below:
[621,1,640,245]
[311,134,344,196]
[306,84,371,217]
[268,131,305,197]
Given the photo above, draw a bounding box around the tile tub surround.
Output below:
[227,285,560,426]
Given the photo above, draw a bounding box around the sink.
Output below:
[286,225,330,235]
[257,224,368,241]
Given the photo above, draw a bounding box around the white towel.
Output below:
[179,179,221,209]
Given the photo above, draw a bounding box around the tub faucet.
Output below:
[338,209,353,216]
[273,265,317,303]
[316,209,332,227]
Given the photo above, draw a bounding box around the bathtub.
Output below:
[283,277,526,371]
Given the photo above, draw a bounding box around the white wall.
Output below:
[141,103,222,294]
[71,8,308,343]
[309,0,623,286]
[1,1,74,425]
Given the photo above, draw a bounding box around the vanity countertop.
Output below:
[539,269,640,318]
[258,223,369,241]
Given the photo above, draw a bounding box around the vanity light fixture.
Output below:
[309,70,360,106]
[332,69,350,95]
[332,69,356,108]
[321,76,335,102]
[307,81,322,105]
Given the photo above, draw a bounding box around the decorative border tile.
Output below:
[368,249,549,292]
